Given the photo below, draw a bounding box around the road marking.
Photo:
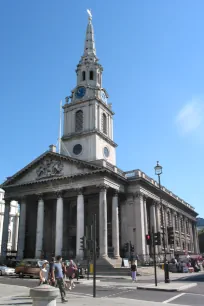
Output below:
[102,289,135,298]
[185,292,204,297]
[163,293,185,304]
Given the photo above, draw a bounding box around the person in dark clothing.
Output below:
[52,255,68,303]
[49,257,56,286]
[130,261,137,282]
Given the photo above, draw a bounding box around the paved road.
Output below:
[0,273,203,305]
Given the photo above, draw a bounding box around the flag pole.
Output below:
[58,100,62,154]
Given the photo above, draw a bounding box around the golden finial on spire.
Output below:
[87,9,92,21]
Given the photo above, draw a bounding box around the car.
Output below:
[0,265,15,276]
[15,259,48,278]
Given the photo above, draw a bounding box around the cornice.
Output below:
[62,129,118,148]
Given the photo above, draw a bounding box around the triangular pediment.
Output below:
[2,151,102,187]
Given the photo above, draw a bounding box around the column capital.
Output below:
[4,197,12,204]
[75,188,83,195]
[133,191,143,199]
[36,193,44,201]
[113,190,119,197]
[55,190,64,199]
[97,184,109,191]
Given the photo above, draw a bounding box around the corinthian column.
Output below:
[134,192,145,257]
[55,192,63,256]
[112,190,120,258]
[99,185,108,258]
[143,196,149,255]
[35,194,44,258]
[76,189,84,259]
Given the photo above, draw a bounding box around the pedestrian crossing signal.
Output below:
[146,234,151,245]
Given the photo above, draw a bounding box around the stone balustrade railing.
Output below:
[124,169,195,211]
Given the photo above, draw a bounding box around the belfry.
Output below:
[1,12,199,265]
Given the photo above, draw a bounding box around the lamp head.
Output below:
[154,161,162,175]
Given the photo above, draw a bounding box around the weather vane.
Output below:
[87,9,92,20]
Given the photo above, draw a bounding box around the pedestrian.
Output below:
[66,259,77,290]
[52,255,68,303]
[131,260,137,282]
[39,260,49,285]
[49,257,56,286]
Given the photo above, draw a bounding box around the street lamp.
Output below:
[154,161,170,283]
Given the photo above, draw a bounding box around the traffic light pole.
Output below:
[158,175,169,283]
[152,227,157,287]
[93,214,96,298]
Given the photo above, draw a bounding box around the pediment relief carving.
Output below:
[36,158,64,179]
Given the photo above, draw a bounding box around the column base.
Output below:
[114,255,121,259]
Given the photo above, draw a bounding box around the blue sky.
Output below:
[1,0,204,216]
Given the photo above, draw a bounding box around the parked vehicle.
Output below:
[0,265,15,276]
[15,259,47,278]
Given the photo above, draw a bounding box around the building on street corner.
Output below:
[0,189,19,257]
[0,12,199,265]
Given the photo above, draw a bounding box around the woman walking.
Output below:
[67,260,77,290]
[39,260,49,285]
[131,260,137,282]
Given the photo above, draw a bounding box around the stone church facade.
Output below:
[1,14,199,263]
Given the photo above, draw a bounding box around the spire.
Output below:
[84,10,96,57]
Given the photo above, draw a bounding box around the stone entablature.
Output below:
[124,169,195,212]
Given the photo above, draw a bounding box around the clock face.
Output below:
[100,91,107,103]
[75,87,86,99]
[103,147,109,158]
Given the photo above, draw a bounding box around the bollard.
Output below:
[30,284,59,306]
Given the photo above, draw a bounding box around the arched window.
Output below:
[82,71,86,81]
[90,70,94,80]
[101,113,107,134]
[75,110,83,132]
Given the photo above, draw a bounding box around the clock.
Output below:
[103,147,109,158]
[100,90,107,103]
[75,87,86,99]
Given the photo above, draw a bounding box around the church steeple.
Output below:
[83,11,96,57]
[61,11,117,166]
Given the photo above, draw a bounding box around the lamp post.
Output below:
[154,161,170,283]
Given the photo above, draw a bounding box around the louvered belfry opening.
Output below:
[101,113,107,134]
[75,110,83,132]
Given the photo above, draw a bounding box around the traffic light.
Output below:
[146,234,151,245]
[167,226,174,245]
[124,242,129,252]
[130,244,135,253]
[153,232,161,246]
[80,236,87,250]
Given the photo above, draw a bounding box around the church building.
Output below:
[1,13,199,264]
